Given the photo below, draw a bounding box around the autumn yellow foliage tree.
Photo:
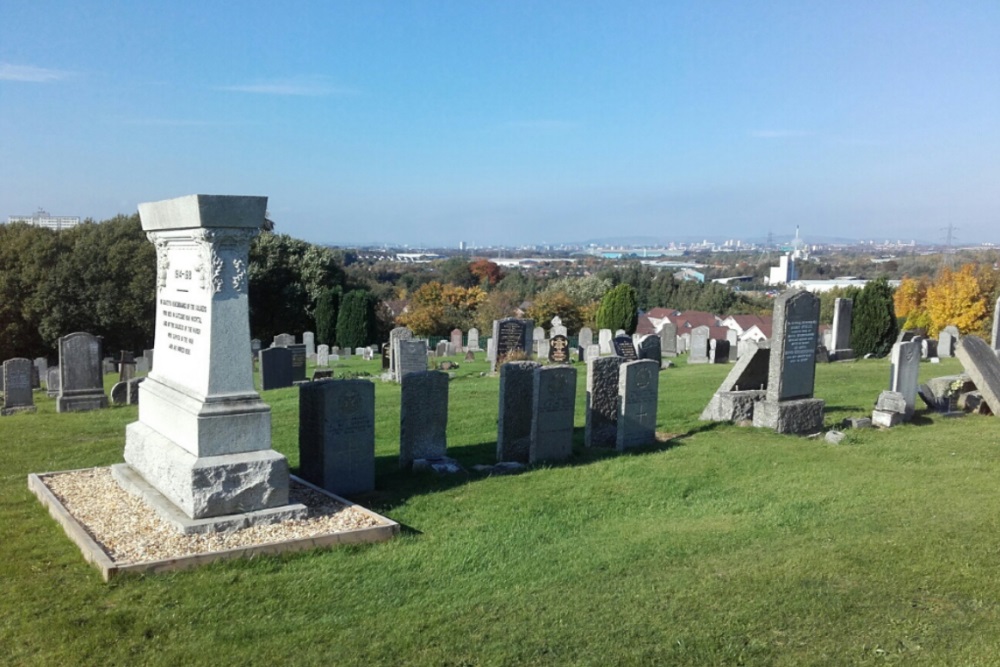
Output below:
[397,281,487,336]
[894,275,932,332]
[924,264,989,337]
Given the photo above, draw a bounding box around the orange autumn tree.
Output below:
[397,280,487,336]
[894,275,932,332]
[924,264,989,337]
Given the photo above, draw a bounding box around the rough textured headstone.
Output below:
[465,350,475,362]
[709,339,730,364]
[400,371,449,468]
[118,194,302,526]
[497,361,540,462]
[660,322,678,357]
[450,328,463,352]
[831,298,853,354]
[467,327,480,351]
[491,318,532,373]
[46,366,61,398]
[585,356,624,447]
[637,334,662,366]
[57,332,108,412]
[613,335,638,360]
[889,340,920,418]
[548,334,571,363]
[303,331,315,360]
[578,327,594,350]
[317,344,330,367]
[598,329,613,355]
[689,326,710,364]
[288,344,307,383]
[273,333,295,348]
[617,359,659,450]
[530,365,577,462]
[298,379,375,496]
[939,326,959,358]
[956,335,1000,415]
[700,342,771,421]
[2,358,36,416]
[395,339,428,382]
[341,346,351,359]
[993,297,1000,352]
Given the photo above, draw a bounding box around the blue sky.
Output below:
[1,1,998,247]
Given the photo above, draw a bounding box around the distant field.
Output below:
[4,355,1000,666]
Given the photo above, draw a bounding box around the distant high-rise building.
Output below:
[7,209,81,231]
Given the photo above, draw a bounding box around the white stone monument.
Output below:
[115,194,305,532]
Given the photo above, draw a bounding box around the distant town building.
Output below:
[7,209,81,231]
[766,253,797,286]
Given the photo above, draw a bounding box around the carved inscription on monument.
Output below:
[160,298,206,356]
[779,307,818,400]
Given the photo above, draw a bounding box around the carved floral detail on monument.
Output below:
[148,235,171,288]
[231,258,247,293]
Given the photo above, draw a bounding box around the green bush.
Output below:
[595,284,638,333]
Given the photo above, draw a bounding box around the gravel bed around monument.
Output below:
[41,467,382,564]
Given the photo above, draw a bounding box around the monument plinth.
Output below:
[117,194,305,530]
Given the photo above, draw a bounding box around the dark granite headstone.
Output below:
[381,343,391,370]
[585,356,624,447]
[288,344,307,383]
[491,318,532,372]
[2,358,36,416]
[497,361,540,462]
[548,334,571,364]
[400,371,449,468]
[612,335,638,360]
[259,347,293,390]
[767,290,820,402]
[637,334,662,365]
[57,332,108,413]
[298,379,375,496]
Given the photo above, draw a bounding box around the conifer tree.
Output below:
[852,277,898,357]
[595,284,638,333]
[314,287,341,346]
[336,289,376,349]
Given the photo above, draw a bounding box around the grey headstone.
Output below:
[436,340,449,357]
[251,339,261,357]
[388,326,414,379]
[939,326,960,358]
[273,333,295,348]
[725,330,739,360]
[955,335,1000,415]
[450,328,463,352]
[57,332,108,413]
[637,334,662,365]
[2,358,36,415]
[259,347,293,390]
[303,331,315,359]
[400,371,449,469]
[689,326,710,364]
[127,377,145,405]
[111,381,129,405]
[660,322,678,357]
[889,340,920,418]
[678,333,689,355]
[288,344,307,382]
[497,361,540,463]
[530,365,577,462]
[993,297,1000,351]
[298,379,375,496]
[767,290,820,402]
[317,344,330,367]
[578,327,594,349]
[875,390,908,414]
[585,344,601,362]
[395,339,429,382]
[585,356,624,447]
[46,366,60,397]
[532,326,546,342]
[33,357,48,381]
[467,327,480,351]
[831,298,853,352]
[617,359,659,450]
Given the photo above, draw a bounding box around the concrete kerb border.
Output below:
[28,468,399,582]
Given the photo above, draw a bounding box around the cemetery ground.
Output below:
[5,355,1000,665]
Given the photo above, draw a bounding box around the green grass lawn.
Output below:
[4,354,1000,666]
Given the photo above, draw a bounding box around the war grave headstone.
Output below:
[617,359,659,450]
[299,378,375,496]
[400,371,449,469]
[550,316,568,338]
[467,327,480,351]
[613,335,638,361]
[450,328,463,352]
[2,358,37,416]
[637,334,662,366]
[549,334,571,364]
[537,339,550,361]
[273,333,295,348]
[700,341,770,422]
[677,334,687,355]
[57,332,109,413]
[585,344,601,362]
[530,365,577,462]
[753,289,824,434]
[491,318,532,374]
[660,322,678,357]
[317,344,330,367]
[830,298,855,361]
[388,327,414,379]
[302,331,316,360]
[599,329,613,355]
[939,326,959,358]
[498,361,541,463]
[688,326,710,364]
[709,339,731,364]
[956,335,1000,415]
[46,366,61,398]
[395,339,429,382]
[585,356,624,447]
[112,194,305,530]
[578,327,594,350]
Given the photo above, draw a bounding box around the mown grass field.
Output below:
[4,354,1000,666]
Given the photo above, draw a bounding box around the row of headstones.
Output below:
[296,356,661,496]
[263,332,378,364]
[1,332,110,416]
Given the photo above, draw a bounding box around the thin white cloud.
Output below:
[217,76,356,97]
[750,130,813,139]
[0,63,74,82]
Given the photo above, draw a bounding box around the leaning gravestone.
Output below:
[660,322,678,357]
[260,347,293,390]
[753,289,824,434]
[889,339,920,419]
[400,371,449,468]
[585,356,624,447]
[497,361,541,463]
[637,334,662,366]
[956,335,1000,415]
[299,378,375,496]
[46,366,60,398]
[617,359,659,450]
[548,334,571,364]
[613,335,638,361]
[57,332,109,413]
[2,358,37,416]
[530,365,577,462]
[491,318,532,373]
[395,339,429,382]
[700,341,770,422]
[992,297,1000,352]
[578,327,594,350]
[689,326,710,364]
[115,194,305,529]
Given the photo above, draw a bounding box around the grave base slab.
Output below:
[752,398,825,434]
[1,405,37,416]
[700,390,766,422]
[56,391,108,413]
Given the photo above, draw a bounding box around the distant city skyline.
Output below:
[2,2,998,247]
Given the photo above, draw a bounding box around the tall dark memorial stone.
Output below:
[260,347,293,390]
[57,332,109,413]
[299,379,375,496]
[288,344,307,383]
[530,365,577,462]
[491,318,532,374]
[497,361,540,462]
[400,371,449,468]
[585,356,624,447]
